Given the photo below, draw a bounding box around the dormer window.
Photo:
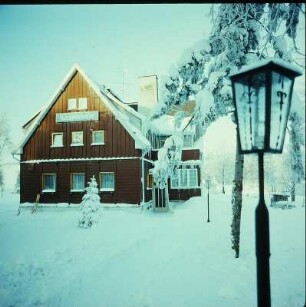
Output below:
[68,98,87,111]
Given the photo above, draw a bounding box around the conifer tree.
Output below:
[79,176,101,228]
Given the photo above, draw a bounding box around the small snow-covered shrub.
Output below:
[78,176,101,228]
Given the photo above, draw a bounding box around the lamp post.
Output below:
[229,58,302,307]
[205,176,211,223]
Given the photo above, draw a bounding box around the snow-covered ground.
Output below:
[0,192,304,307]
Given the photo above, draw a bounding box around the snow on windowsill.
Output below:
[70,189,85,193]
[170,186,201,190]
[42,189,56,193]
[50,145,64,148]
[100,189,115,192]
[70,144,84,147]
[91,143,105,146]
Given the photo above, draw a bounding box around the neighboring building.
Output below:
[14,64,202,206]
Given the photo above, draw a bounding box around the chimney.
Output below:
[138,75,158,116]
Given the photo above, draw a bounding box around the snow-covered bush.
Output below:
[78,176,101,228]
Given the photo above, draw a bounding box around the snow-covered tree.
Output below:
[14,172,20,194]
[79,176,101,228]
[288,111,305,201]
[153,3,305,257]
[152,132,183,189]
[0,115,11,163]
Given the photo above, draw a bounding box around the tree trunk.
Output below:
[290,182,295,202]
[231,139,244,258]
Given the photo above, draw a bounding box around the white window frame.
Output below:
[71,173,85,192]
[68,98,77,111]
[170,168,199,189]
[100,172,115,192]
[67,98,87,111]
[91,130,105,145]
[188,168,198,188]
[78,98,87,110]
[42,173,56,193]
[71,131,84,146]
[51,132,63,148]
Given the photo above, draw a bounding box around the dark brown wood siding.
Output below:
[150,149,201,161]
[20,159,141,204]
[21,71,140,162]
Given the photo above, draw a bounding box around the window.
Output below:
[170,174,179,188]
[189,169,198,188]
[51,133,63,147]
[179,169,188,187]
[170,168,199,189]
[146,173,153,189]
[68,98,77,110]
[100,172,115,191]
[71,131,83,146]
[78,98,87,110]
[42,174,56,192]
[92,130,105,145]
[183,134,194,147]
[67,98,87,111]
[71,173,85,191]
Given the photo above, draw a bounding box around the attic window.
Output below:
[78,98,87,110]
[67,98,87,111]
[68,98,77,110]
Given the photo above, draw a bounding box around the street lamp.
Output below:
[229,58,302,307]
[205,176,211,223]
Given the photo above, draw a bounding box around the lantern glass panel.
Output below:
[234,72,266,151]
[270,72,293,151]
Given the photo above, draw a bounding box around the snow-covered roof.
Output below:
[149,114,195,135]
[14,64,150,155]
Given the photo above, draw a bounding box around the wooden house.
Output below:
[14,64,202,206]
